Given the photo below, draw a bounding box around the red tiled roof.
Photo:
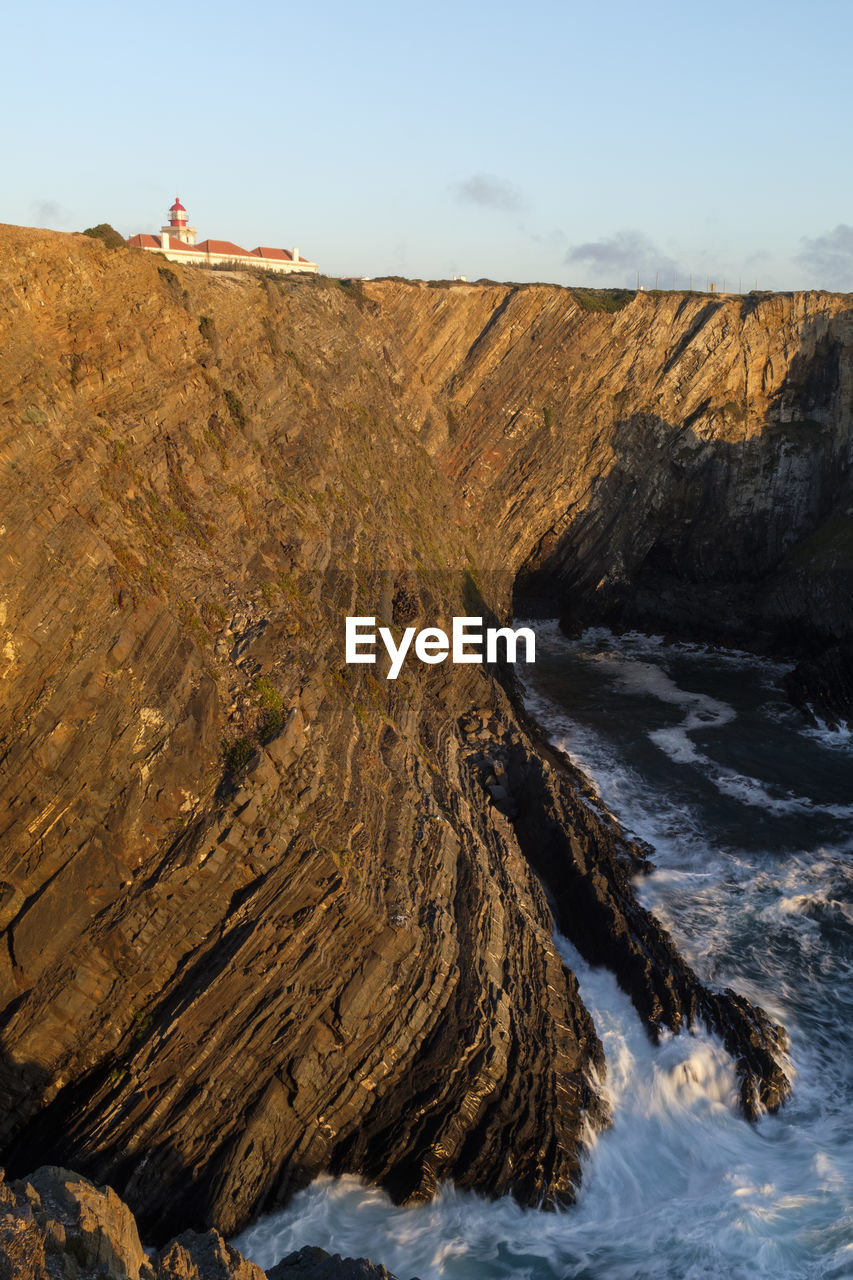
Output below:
[249,246,295,261]
[196,239,249,256]
[129,230,313,266]
[128,233,198,252]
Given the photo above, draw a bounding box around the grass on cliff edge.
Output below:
[570,287,635,312]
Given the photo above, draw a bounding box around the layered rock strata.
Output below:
[369,281,853,719]
[4,226,842,1239]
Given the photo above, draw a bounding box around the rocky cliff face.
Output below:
[371,281,853,717]
[1,227,841,1241]
[0,1165,394,1280]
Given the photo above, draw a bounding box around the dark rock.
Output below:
[267,1244,407,1280]
[505,720,790,1116]
[783,639,853,730]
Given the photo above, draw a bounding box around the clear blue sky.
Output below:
[5,0,853,289]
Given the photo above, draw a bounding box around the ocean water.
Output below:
[235,625,853,1280]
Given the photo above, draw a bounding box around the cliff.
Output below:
[370,280,852,668]
[2,226,843,1240]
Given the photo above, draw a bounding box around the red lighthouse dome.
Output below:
[168,196,187,228]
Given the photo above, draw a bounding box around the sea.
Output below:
[235,623,853,1280]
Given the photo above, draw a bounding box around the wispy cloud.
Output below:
[453,174,525,213]
[30,199,72,226]
[796,224,853,286]
[566,229,678,284]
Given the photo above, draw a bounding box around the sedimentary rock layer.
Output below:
[368,280,852,671]
[3,226,842,1236]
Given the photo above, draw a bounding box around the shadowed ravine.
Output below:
[1,225,851,1242]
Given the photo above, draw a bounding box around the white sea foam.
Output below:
[524,625,853,826]
[801,718,853,752]
[236,927,853,1279]
[234,627,853,1280]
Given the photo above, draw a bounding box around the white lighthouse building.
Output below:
[128,196,317,275]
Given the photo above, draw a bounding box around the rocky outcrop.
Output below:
[463,709,789,1115]
[0,1167,398,1280]
[267,1247,404,1280]
[0,1165,153,1280]
[3,226,837,1240]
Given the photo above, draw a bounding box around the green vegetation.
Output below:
[254,677,284,742]
[131,1010,153,1039]
[354,702,371,728]
[278,571,305,600]
[222,737,254,773]
[224,388,247,428]
[571,287,634,313]
[81,223,126,249]
[721,400,748,425]
[221,679,286,774]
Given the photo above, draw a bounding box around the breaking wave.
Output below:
[235,628,853,1279]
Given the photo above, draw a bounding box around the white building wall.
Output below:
[139,243,317,274]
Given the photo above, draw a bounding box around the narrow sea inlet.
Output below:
[236,626,853,1280]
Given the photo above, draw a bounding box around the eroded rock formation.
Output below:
[2,226,846,1239]
[0,1165,396,1280]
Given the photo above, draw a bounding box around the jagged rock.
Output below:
[155,1229,265,1279]
[0,1166,411,1280]
[267,1245,406,1280]
[0,1166,153,1280]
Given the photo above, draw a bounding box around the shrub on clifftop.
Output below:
[81,222,126,249]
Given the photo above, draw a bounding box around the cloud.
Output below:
[453,174,524,213]
[30,199,72,226]
[796,224,853,286]
[566,229,677,285]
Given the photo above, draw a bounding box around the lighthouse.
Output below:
[129,197,318,273]
[160,196,196,248]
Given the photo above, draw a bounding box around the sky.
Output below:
[4,0,853,290]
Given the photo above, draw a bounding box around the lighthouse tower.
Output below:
[160,196,196,248]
